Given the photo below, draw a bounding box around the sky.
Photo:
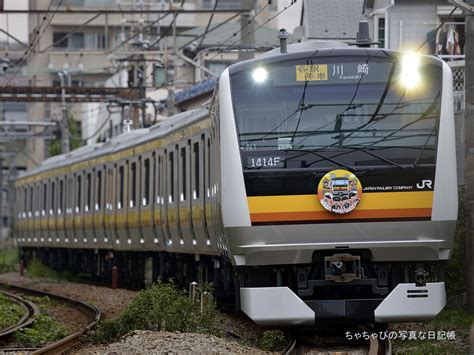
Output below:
[277,0,303,33]
[0,0,28,46]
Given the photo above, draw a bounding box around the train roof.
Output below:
[19,107,209,180]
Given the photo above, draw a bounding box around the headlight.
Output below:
[399,52,421,89]
[252,67,268,83]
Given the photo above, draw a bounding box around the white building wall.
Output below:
[388,3,438,51]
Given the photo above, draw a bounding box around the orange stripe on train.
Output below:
[250,208,432,223]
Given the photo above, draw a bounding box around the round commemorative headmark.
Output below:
[317,169,363,214]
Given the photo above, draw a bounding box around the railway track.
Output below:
[0,290,39,339]
[0,282,101,354]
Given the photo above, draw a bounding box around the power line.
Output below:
[202,1,297,68]
[5,0,64,86]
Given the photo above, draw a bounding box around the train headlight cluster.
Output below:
[252,67,268,83]
[400,52,421,89]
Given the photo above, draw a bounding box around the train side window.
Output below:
[118,165,124,210]
[96,170,102,211]
[143,158,150,206]
[23,188,26,216]
[193,142,200,199]
[207,138,211,196]
[58,179,63,215]
[76,174,82,212]
[130,162,137,208]
[29,186,33,216]
[86,173,92,212]
[107,168,113,210]
[51,181,55,215]
[42,182,47,216]
[180,147,186,201]
[169,151,174,203]
[156,154,161,205]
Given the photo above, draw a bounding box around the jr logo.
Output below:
[416,180,433,189]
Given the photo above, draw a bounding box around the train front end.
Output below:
[218,45,457,325]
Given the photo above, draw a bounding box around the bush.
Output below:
[90,281,218,344]
[259,330,286,351]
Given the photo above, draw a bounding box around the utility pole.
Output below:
[166,0,176,117]
[58,70,70,154]
[465,9,474,314]
[238,0,255,61]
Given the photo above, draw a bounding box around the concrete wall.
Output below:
[303,0,366,40]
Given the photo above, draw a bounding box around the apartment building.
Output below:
[25,0,278,164]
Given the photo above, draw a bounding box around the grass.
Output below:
[13,314,67,347]
[26,258,74,281]
[89,281,219,344]
[392,307,474,354]
[0,293,25,330]
[0,248,18,273]
[259,330,287,351]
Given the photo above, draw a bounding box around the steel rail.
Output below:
[0,290,39,338]
[0,282,101,354]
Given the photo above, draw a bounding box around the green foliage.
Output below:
[446,186,466,296]
[0,248,19,266]
[48,116,83,157]
[26,258,73,281]
[393,307,474,354]
[90,281,219,344]
[258,329,286,351]
[0,248,18,273]
[14,314,67,347]
[0,294,25,330]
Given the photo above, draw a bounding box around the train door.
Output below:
[115,160,128,249]
[56,177,66,247]
[104,164,116,247]
[153,151,166,248]
[65,175,75,243]
[204,135,218,251]
[178,141,193,252]
[73,172,85,244]
[83,169,94,246]
[140,152,155,249]
[40,181,48,243]
[191,135,211,253]
[93,166,107,249]
[126,156,141,250]
[48,178,58,245]
[165,147,180,251]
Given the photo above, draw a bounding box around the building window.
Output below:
[376,17,385,49]
[53,32,84,49]
[202,0,240,9]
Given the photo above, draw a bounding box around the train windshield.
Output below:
[230,54,442,170]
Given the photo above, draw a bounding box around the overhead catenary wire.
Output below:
[202,1,298,69]
[5,0,64,86]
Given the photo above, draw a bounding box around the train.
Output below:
[14,39,457,326]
